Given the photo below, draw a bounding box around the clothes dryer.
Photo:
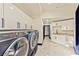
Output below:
[26,30,39,56]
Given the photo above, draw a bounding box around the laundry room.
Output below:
[0,3,78,56]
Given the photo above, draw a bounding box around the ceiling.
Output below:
[14,3,77,19]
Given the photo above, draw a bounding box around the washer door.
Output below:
[30,32,38,50]
[3,37,29,56]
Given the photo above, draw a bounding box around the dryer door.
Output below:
[29,32,38,50]
[3,37,29,56]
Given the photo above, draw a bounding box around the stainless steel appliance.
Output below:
[0,29,39,56]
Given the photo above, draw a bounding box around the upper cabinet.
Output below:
[4,3,18,29]
[52,19,74,35]
[0,3,3,19]
[0,3,32,29]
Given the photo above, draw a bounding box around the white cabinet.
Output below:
[67,36,74,47]
[61,20,74,30]
[0,3,3,19]
[51,19,74,47]
[3,3,32,29]
[4,4,18,29]
[52,35,67,46]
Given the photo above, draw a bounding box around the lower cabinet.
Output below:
[51,35,74,48]
[66,36,74,48]
[52,35,67,46]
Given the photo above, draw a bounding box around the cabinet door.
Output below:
[57,35,67,46]
[52,35,67,46]
[4,3,18,29]
[0,3,3,29]
[67,36,74,47]
[51,35,58,42]
[4,3,30,29]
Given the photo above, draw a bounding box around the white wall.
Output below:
[32,17,43,44]
[0,3,33,29]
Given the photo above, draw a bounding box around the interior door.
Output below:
[43,25,51,39]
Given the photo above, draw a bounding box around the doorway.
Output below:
[43,25,51,39]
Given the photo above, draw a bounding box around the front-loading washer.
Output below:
[30,31,37,50]
[26,30,39,56]
[3,37,29,56]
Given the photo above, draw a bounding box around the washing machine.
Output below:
[26,30,39,56]
[0,32,29,56]
[3,37,29,56]
[0,30,39,56]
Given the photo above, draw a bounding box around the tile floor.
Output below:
[35,37,75,56]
